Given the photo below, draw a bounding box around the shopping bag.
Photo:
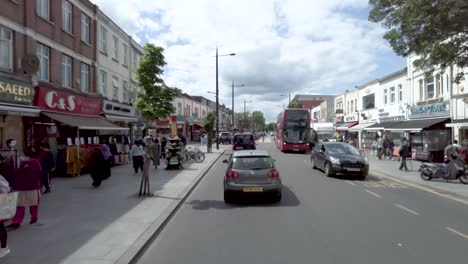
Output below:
[0,192,18,220]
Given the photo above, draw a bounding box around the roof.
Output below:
[233,150,270,157]
[291,94,336,102]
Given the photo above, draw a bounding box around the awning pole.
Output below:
[77,128,81,175]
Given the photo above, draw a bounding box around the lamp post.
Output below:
[231,81,245,128]
[215,48,236,149]
[243,98,253,131]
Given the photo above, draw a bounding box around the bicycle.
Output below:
[183,145,205,163]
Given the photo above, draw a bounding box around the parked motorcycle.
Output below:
[419,154,468,184]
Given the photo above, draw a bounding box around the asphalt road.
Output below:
[138,140,468,264]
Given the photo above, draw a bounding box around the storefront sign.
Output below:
[103,100,136,117]
[35,86,102,116]
[409,102,449,119]
[379,115,405,122]
[0,77,34,105]
[344,114,359,122]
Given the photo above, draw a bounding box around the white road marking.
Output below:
[365,190,382,198]
[345,180,356,186]
[446,227,468,239]
[393,203,419,216]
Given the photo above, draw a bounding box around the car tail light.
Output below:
[226,169,239,179]
[267,169,280,178]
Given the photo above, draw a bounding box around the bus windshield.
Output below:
[284,127,309,143]
[284,110,309,127]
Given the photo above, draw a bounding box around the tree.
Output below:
[251,111,266,132]
[266,122,276,132]
[204,111,215,153]
[369,0,468,83]
[288,102,302,108]
[134,44,180,121]
[235,112,251,130]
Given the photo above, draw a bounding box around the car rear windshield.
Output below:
[234,135,254,143]
[232,156,274,170]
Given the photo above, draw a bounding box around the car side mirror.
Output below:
[222,159,228,163]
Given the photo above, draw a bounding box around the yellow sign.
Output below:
[0,77,34,105]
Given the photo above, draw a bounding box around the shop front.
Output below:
[0,75,39,153]
[34,86,129,176]
[335,114,358,144]
[187,116,203,142]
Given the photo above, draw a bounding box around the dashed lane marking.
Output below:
[394,203,419,216]
[365,190,382,198]
[446,227,468,240]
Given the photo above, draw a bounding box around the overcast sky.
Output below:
[92,0,406,123]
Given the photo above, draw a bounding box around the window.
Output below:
[36,44,49,81]
[0,27,12,70]
[426,76,435,99]
[390,87,395,103]
[202,109,206,118]
[81,13,90,43]
[362,94,375,110]
[398,84,403,102]
[436,74,443,97]
[384,89,388,104]
[123,43,128,66]
[113,36,118,60]
[177,103,182,115]
[112,76,119,99]
[350,100,354,112]
[123,80,128,102]
[36,0,50,19]
[99,26,107,53]
[185,105,191,117]
[347,101,350,114]
[99,70,107,96]
[61,55,72,88]
[419,79,424,100]
[80,62,89,92]
[62,1,72,33]
[354,99,357,111]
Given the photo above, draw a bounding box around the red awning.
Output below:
[336,122,358,131]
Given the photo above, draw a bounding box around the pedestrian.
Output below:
[444,140,461,161]
[152,138,161,169]
[382,137,390,159]
[376,136,384,160]
[388,139,395,160]
[6,150,42,229]
[160,137,167,159]
[179,134,187,146]
[0,175,13,258]
[130,141,144,175]
[399,138,409,171]
[200,134,205,145]
[37,142,54,194]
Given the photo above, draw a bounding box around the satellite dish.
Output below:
[21,54,40,75]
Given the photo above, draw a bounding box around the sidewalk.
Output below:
[365,150,468,200]
[0,145,227,264]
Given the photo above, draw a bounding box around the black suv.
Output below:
[232,133,256,150]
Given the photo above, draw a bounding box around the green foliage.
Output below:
[204,111,215,150]
[266,122,276,131]
[134,44,181,120]
[368,0,468,83]
[235,112,251,130]
[251,111,266,131]
[288,102,302,108]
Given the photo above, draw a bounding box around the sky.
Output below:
[92,0,406,123]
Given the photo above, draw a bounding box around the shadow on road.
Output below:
[188,186,300,210]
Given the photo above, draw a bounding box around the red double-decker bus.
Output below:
[275,108,311,153]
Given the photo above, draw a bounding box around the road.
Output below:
[138,139,468,264]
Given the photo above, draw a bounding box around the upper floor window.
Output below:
[113,36,118,60]
[112,75,119,99]
[419,79,424,100]
[436,74,443,97]
[350,100,354,112]
[0,27,13,70]
[123,80,128,102]
[426,76,435,99]
[36,44,49,81]
[99,70,107,96]
[37,0,50,20]
[81,13,90,43]
[123,43,128,66]
[62,1,72,33]
[80,62,90,92]
[390,87,395,103]
[354,99,357,111]
[177,103,182,115]
[99,26,107,53]
[398,84,403,102]
[61,55,72,88]
[384,89,388,104]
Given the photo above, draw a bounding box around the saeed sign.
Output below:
[0,77,34,105]
[35,86,102,116]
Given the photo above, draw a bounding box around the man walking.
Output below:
[376,136,384,160]
[399,138,409,171]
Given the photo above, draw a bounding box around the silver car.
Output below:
[222,150,282,203]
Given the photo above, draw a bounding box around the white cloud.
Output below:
[91,0,403,122]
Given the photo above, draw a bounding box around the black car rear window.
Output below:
[232,156,274,170]
[234,135,254,143]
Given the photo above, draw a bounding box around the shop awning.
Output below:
[364,121,402,131]
[446,119,468,128]
[390,118,449,132]
[43,112,129,131]
[349,122,377,132]
[103,114,138,123]
[0,103,41,117]
[336,122,358,131]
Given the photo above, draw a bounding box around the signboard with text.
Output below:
[409,102,449,119]
[0,77,34,105]
[344,113,359,122]
[35,86,102,116]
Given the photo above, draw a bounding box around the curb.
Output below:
[370,170,468,206]
[116,149,227,264]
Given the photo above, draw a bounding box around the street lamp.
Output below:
[280,93,291,106]
[216,48,236,149]
[244,98,253,131]
[231,81,245,128]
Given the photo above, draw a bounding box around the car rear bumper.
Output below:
[233,145,256,150]
[332,164,369,175]
[281,143,310,151]
[224,182,282,193]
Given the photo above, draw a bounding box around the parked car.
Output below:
[222,150,282,203]
[232,133,256,150]
[310,142,369,179]
[218,132,232,144]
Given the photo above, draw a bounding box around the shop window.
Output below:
[62,1,72,33]
[426,76,435,99]
[362,94,375,110]
[81,13,90,43]
[390,87,395,103]
[0,26,13,70]
[384,89,388,104]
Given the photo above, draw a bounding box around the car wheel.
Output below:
[324,162,334,177]
[272,191,282,203]
[224,190,235,204]
[311,157,316,169]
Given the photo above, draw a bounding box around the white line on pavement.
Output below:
[365,190,382,198]
[446,227,468,239]
[393,203,419,216]
[345,180,356,186]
